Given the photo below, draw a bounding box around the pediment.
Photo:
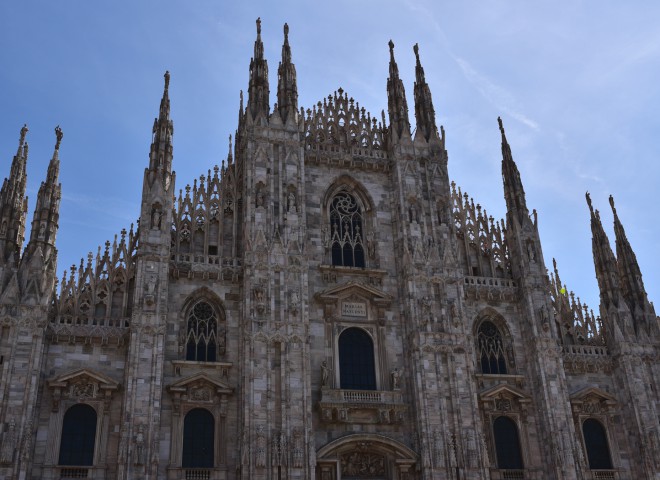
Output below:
[48,368,119,401]
[167,372,233,396]
[49,368,119,390]
[570,386,617,405]
[314,281,392,307]
[479,383,530,402]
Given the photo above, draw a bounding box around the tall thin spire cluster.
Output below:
[386,40,412,141]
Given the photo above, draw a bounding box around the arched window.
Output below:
[186,301,221,362]
[182,408,214,468]
[330,191,365,268]
[339,328,376,390]
[582,419,613,469]
[59,404,97,466]
[493,416,524,469]
[477,321,508,374]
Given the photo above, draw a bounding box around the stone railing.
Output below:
[464,276,516,288]
[591,470,617,480]
[318,388,406,425]
[562,344,612,374]
[185,469,212,480]
[57,467,91,478]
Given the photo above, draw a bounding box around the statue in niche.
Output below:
[256,185,265,208]
[0,419,15,464]
[151,205,162,230]
[134,425,145,465]
[321,361,332,387]
[287,191,297,213]
[391,367,401,390]
[38,223,46,239]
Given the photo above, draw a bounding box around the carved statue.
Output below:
[151,206,162,229]
[134,425,145,465]
[391,367,401,390]
[255,425,266,468]
[287,191,297,213]
[0,419,15,464]
[321,361,332,387]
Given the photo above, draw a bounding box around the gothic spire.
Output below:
[26,125,62,259]
[586,192,621,311]
[386,40,411,142]
[499,117,529,225]
[248,17,270,120]
[412,43,438,142]
[149,71,174,175]
[609,195,654,327]
[277,22,298,123]
[0,124,30,264]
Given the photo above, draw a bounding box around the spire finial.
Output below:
[256,17,261,35]
[54,125,63,150]
[284,22,289,42]
[608,194,617,215]
[19,124,28,145]
[413,43,420,63]
[388,39,395,58]
[585,191,593,213]
[164,71,170,93]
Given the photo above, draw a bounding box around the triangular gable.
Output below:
[315,281,392,307]
[167,372,233,395]
[479,383,531,403]
[570,386,617,405]
[49,368,119,390]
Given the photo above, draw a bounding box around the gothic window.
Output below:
[339,328,376,390]
[58,404,97,466]
[582,419,613,469]
[330,192,365,268]
[186,301,221,362]
[477,321,507,374]
[182,408,214,468]
[493,416,523,469]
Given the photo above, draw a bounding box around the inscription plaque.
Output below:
[342,302,367,317]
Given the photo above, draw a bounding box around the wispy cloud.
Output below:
[453,57,539,131]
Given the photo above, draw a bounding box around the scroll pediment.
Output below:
[167,372,233,396]
[315,281,392,307]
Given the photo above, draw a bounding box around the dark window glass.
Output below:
[186,301,219,362]
[583,419,613,469]
[182,408,214,468]
[339,328,376,390]
[330,192,365,268]
[59,404,97,466]
[477,321,508,374]
[493,416,524,469]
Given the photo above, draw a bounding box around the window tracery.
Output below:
[185,301,225,362]
[330,192,365,268]
[477,321,508,375]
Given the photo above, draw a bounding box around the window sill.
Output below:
[172,360,233,377]
[319,264,386,278]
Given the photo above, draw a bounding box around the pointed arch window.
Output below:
[339,327,376,390]
[186,301,222,362]
[330,192,365,268]
[59,404,97,466]
[477,321,508,374]
[582,419,613,470]
[493,416,524,469]
[182,408,214,468]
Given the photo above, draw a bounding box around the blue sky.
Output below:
[1,1,659,310]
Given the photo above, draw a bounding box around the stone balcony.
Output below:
[318,387,407,424]
[463,275,517,301]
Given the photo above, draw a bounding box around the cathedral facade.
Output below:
[0,19,658,480]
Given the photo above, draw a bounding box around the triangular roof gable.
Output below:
[479,383,531,402]
[168,372,233,395]
[315,281,392,306]
[49,368,119,391]
[570,386,617,404]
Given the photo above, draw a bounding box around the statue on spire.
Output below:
[55,125,63,150]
